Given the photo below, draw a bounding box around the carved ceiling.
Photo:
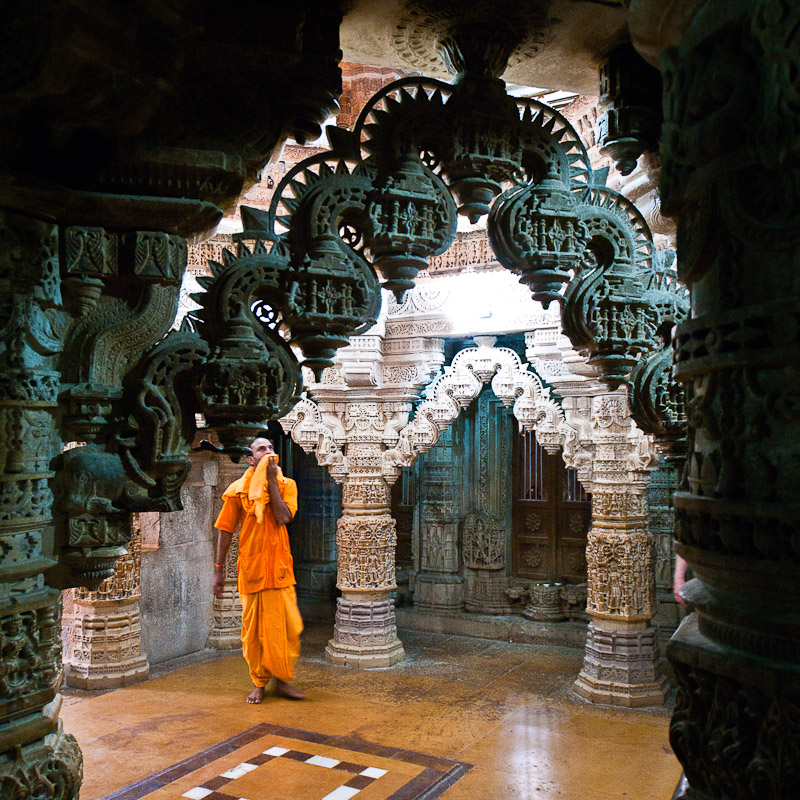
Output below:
[340,0,629,94]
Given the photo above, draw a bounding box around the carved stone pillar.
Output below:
[282,328,446,668]
[0,211,83,794]
[644,2,800,796]
[463,390,513,614]
[64,519,149,689]
[206,455,245,650]
[1,4,346,789]
[414,426,465,612]
[293,452,341,607]
[647,462,681,641]
[327,428,404,668]
[573,393,665,707]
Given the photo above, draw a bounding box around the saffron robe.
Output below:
[214,455,299,594]
[215,456,302,684]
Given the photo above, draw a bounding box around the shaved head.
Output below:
[249,437,275,466]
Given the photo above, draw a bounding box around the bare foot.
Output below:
[275,680,305,700]
[246,685,266,704]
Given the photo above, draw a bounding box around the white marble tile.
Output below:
[306,755,341,768]
[181,788,213,800]
[360,767,388,779]
[264,746,290,756]
[320,785,361,800]
[221,762,259,779]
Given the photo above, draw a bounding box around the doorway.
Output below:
[512,431,591,583]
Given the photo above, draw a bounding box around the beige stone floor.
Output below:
[61,623,682,800]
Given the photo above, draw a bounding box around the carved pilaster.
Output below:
[573,393,665,707]
[206,456,245,650]
[648,463,681,641]
[64,519,149,689]
[0,210,82,795]
[414,426,465,612]
[463,390,512,614]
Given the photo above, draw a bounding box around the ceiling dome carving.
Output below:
[391,1,551,78]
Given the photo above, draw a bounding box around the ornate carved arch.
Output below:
[382,336,578,482]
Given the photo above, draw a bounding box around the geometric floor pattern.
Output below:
[100,723,471,800]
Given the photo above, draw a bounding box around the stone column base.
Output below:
[523,583,567,621]
[206,585,243,650]
[326,596,405,668]
[66,600,150,690]
[573,622,665,707]
[413,573,464,612]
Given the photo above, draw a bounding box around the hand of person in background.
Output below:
[673,553,688,606]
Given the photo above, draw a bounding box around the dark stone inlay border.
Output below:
[99,723,472,800]
[345,774,376,789]
[282,749,314,762]
[201,775,234,790]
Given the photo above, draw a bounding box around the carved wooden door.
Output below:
[512,431,590,582]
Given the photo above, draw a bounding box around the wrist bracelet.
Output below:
[214,563,224,568]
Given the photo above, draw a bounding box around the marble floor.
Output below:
[61,623,682,800]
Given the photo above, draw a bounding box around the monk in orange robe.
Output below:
[213,436,305,703]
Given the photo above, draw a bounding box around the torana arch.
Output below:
[382,335,580,480]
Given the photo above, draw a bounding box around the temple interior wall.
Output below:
[139,457,218,665]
